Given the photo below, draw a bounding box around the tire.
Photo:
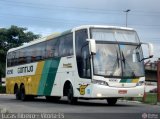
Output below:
[106,98,118,106]
[15,89,21,100]
[20,85,27,101]
[67,84,77,104]
[45,96,61,102]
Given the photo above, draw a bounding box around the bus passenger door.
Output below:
[75,29,92,97]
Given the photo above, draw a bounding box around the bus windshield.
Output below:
[91,28,140,43]
[91,28,144,78]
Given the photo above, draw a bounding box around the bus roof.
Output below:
[72,25,134,31]
[8,25,135,53]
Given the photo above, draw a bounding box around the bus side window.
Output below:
[46,38,59,58]
[19,49,25,64]
[26,46,32,63]
[65,34,73,56]
[59,34,73,57]
[11,52,15,66]
[12,51,19,66]
[7,52,12,67]
[35,43,44,61]
[31,46,36,62]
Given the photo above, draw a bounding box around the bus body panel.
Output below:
[6,25,147,100]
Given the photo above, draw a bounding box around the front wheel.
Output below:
[67,84,77,104]
[106,98,118,105]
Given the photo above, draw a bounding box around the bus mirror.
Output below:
[87,39,96,55]
[148,43,154,58]
[141,43,154,61]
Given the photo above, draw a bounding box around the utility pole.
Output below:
[157,59,160,102]
[124,9,131,27]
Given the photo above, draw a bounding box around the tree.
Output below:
[0,25,40,79]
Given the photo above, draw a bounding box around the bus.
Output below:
[6,25,153,105]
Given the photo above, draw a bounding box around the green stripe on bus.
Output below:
[120,79,128,83]
[38,60,52,95]
[37,58,61,95]
[43,58,60,95]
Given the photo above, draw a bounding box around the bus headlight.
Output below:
[92,79,109,86]
[136,81,145,86]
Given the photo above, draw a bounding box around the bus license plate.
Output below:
[118,90,127,94]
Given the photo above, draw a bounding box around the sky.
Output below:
[0,0,160,61]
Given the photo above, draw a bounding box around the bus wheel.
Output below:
[106,98,118,105]
[67,84,77,104]
[15,89,21,100]
[14,85,20,100]
[20,85,27,101]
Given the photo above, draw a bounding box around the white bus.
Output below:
[6,25,153,105]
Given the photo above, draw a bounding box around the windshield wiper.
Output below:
[136,44,141,49]
[121,51,126,68]
[132,71,136,78]
[116,51,120,68]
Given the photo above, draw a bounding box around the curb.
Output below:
[118,99,142,104]
[0,94,9,96]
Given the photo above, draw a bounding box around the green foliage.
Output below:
[0,25,40,78]
[0,85,6,94]
[127,93,158,105]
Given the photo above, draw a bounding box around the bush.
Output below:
[0,85,6,93]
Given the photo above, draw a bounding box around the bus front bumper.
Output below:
[92,84,144,98]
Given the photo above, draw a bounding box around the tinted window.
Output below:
[7,52,12,67]
[26,46,32,63]
[35,43,46,61]
[59,34,73,57]
[46,38,59,58]
[13,51,19,66]
[19,49,25,64]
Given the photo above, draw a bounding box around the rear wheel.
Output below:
[106,98,118,105]
[14,86,20,100]
[67,84,77,104]
[20,85,27,101]
[15,89,21,100]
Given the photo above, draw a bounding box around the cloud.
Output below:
[0,0,160,60]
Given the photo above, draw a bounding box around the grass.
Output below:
[144,93,157,104]
[131,93,157,105]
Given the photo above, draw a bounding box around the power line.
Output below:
[1,12,160,30]
[0,0,122,15]
[0,0,160,17]
[2,12,160,28]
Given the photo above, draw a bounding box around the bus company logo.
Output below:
[63,63,72,68]
[7,69,13,75]
[142,113,148,119]
[17,65,33,74]
[77,84,89,95]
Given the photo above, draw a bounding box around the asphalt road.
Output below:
[0,94,159,119]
